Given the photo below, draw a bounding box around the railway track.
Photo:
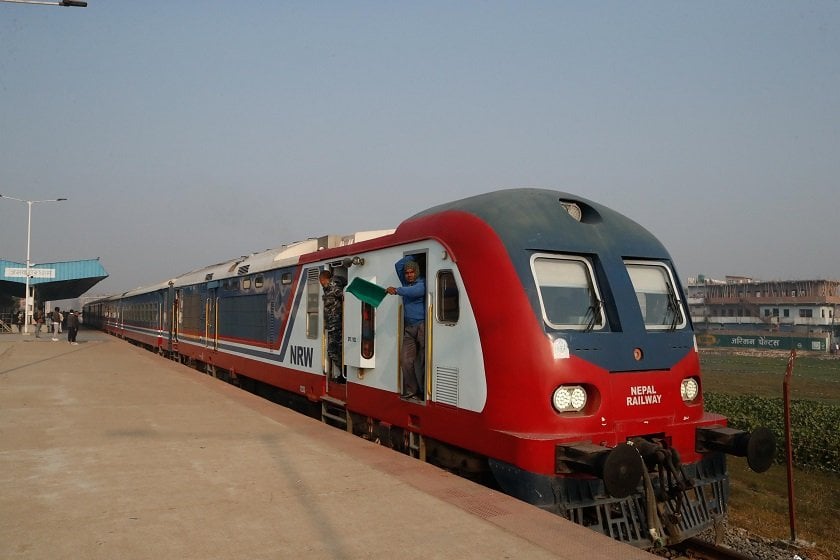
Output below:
[667,537,761,560]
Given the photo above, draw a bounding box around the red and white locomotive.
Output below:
[84,188,773,548]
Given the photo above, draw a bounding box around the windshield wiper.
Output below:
[664,283,682,331]
[584,298,603,332]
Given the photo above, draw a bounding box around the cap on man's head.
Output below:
[404,261,419,274]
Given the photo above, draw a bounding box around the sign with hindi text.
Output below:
[4,267,56,279]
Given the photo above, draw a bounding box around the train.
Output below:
[83,188,775,549]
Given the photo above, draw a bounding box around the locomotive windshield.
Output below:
[625,261,686,330]
[532,256,604,331]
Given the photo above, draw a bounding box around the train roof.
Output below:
[171,229,395,287]
[409,188,669,259]
[92,229,397,300]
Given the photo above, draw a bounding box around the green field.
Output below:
[699,350,840,559]
[700,351,840,404]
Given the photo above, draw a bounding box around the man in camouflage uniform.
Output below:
[319,269,346,381]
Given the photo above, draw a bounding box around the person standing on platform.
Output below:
[66,309,79,345]
[385,256,426,401]
[51,307,61,341]
[33,309,44,338]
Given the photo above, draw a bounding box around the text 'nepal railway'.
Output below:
[84,189,775,549]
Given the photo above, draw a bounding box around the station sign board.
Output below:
[4,267,56,279]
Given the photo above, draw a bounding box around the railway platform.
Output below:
[0,330,654,559]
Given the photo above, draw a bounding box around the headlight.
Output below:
[680,377,700,402]
[552,385,588,412]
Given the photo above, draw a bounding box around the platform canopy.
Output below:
[0,258,108,301]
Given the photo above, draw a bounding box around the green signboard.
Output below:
[696,333,827,352]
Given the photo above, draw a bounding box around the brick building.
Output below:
[686,276,840,343]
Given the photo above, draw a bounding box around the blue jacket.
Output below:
[395,257,425,325]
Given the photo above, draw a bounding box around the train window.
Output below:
[361,302,375,359]
[181,291,203,332]
[242,277,252,290]
[624,261,686,330]
[436,270,459,324]
[281,272,292,285]
[255,275,264,289]
[532,256,604,331]
[219,294,268,340]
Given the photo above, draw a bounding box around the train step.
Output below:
[320,395,350,431]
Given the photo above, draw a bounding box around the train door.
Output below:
[157,297,165,350]
[117,299,125,338]
[172,288,180,343]
[412,253,430,402]
[317,264,348,393]
[205,282,219,349]
[393,252,428,402]
[344,269,379,374]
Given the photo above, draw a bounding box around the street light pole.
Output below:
[0,195,68,334]
[0,1,88,6]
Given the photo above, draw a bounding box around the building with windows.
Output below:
[686,276,839,350]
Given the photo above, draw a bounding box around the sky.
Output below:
[1,1,838,300]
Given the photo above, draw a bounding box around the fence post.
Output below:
[782,348,797,542]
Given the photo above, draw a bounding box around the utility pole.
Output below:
[0,195,68,334]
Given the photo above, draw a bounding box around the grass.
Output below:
[700,350,840,404]
[700,349,840,559]
[728,460,839,559]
